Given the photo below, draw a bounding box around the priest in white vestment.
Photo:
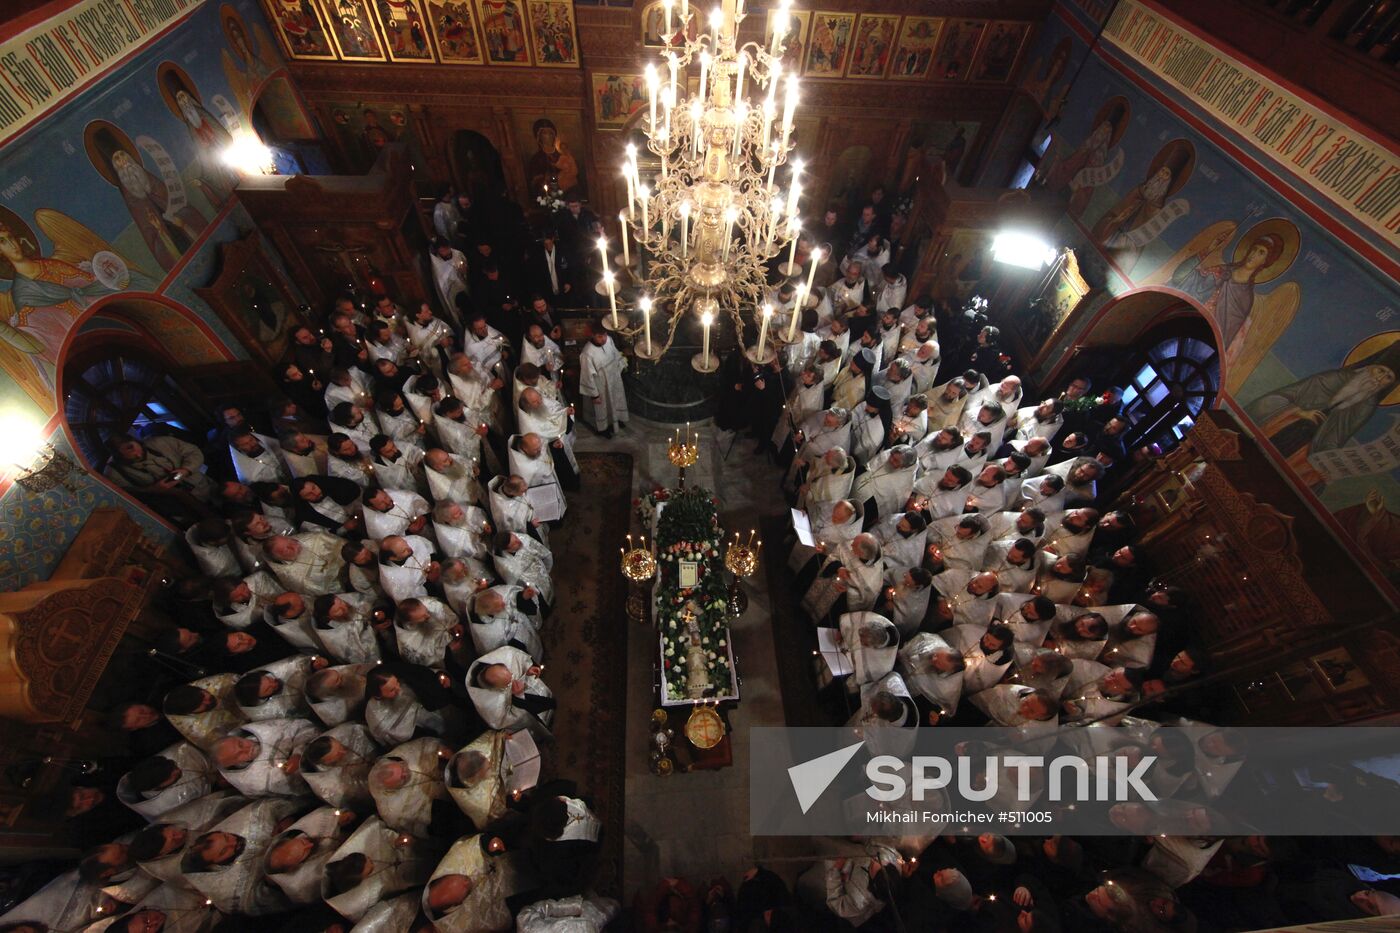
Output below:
[369,737,454,837]
[467,645,555,736]
[164,674,246,752]
[430,243,470,322]
[850,444,916,523]
[422,834,523,933]
[279,432,328,478]
[578,329,629,435]
[378,534,438,605]
[493,530,555,606]
[522,325,565,393]
[185,518,242,578]
[322,816,440,922]
[871,510,927,576]
[425,447,483,506]
[469,584,544,659]
[234,654,315,722]
[488,474,540,536]
[263,531,346,597]
[368,436,427,496]
[444,730,538,828]
[897,633,965,717]
[363,486,431,540]
[311,593,382,664]
[301,721,380,808]
[263,805,355,905]
[832,611,900,685]
[115,741,214,821]
[230,429,291,485]
[393,596,460,669]
[508,433,566,522]
[211,718,317,798]
[796,446,855,509]
[307,662,378,727]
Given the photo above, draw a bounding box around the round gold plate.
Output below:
[684,705,725,749]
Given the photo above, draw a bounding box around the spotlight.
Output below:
[991,231,1056,270]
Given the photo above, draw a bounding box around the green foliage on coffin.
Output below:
[652,487,732,700]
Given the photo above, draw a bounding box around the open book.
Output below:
[791,508,814,547]
[816,627,853,677]
[503,730,542,794]
[525,482,564,523]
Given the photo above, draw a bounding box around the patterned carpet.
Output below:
[544,451,633,896]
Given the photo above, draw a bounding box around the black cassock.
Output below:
[715,351,783,440]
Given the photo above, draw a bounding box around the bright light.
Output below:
[222,132,275,175]
[991,231,1057,270]
[0,407,48,470]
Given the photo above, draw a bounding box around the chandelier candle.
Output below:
[757,303,772,358]
[786,284,805,341]
[620,214,631,268]
[624,0,805,359]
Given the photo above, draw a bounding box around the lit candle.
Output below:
[641,295,653,353]
[786,285,804,340]
[735,51,747,103]
[771,1,790,55]
[786,179,802,220]
[761,96,775,149]
[597,236,610,279]
[699,51,711,104]
[701,310,713,363]
[663,0,673,38]
[757,302,772,357]
[722,206,737,260]
[604,270,618,326]
[639,185,650,230]
[668,54,678,107]
[732,101,747,158]
[646,64,659,128]
[679,200,691,259]
[681,0,688,22]
[786,219,800,270]
[805,246,822,294]
[709,6,723,36]
[619,212,631,267]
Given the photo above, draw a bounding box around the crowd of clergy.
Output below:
[690,205,1400,933]
[8,190,1399,933]
[5,234,634,933]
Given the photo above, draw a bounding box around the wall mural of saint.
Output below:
[221,4,282,116]
[1042,96,1129,217]
[158,62,240,206]
[83,120,210,273]
[1090,137,1195,268]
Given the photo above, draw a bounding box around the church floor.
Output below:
[571,415,795,898]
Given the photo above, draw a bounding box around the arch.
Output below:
[1045,285,1229,392]
[449,130,507,201]
[56,293,234,400]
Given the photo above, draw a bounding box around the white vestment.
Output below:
[579,338,629,432]
[394,596,459,669]
[379,534,437,605]
[467,645,554,735]
[494,536,554,604]
[116,740,213,821]
[364,489,431,541]
[508,438,566,521]
[218,717,318,798]
[232,435,290,484]
[371,737,451,837]
[323,817,439,922]
[302,721,379,808]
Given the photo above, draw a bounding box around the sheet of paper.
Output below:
[524,482,563,523]
[791,508,814,547]
[504,730,541,792]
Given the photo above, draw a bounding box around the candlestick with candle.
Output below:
[781,219,800,277]
[604,271,619,327]
[692,306,717,372]
[786,284,805,341]
[597,237,610,280]
[619,213,631,268]
[750,302,773,363]
[805,247,822,294]
[636,295,662,360]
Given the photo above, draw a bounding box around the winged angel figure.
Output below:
[0,207,147,413]
[1138,218,1301,395]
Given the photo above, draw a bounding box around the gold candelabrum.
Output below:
[723,529,762,616]
[602,0,807,372]
[667,422,700,489]
[621,532,658,623]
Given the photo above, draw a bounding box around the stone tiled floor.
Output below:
[572,414,794,897]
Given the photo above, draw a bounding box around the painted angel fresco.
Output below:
[1142,218,1301,395]
[0,207,148,413]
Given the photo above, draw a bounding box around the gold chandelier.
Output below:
[602,0,806,372]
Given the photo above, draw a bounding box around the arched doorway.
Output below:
[1056,288,1222,454]
[450,130,507,200]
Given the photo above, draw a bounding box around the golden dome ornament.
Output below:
[667,423,700,488]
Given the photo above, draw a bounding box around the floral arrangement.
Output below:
[634,485,671,530]
[651,486,734,701]
[537,184,566,212]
